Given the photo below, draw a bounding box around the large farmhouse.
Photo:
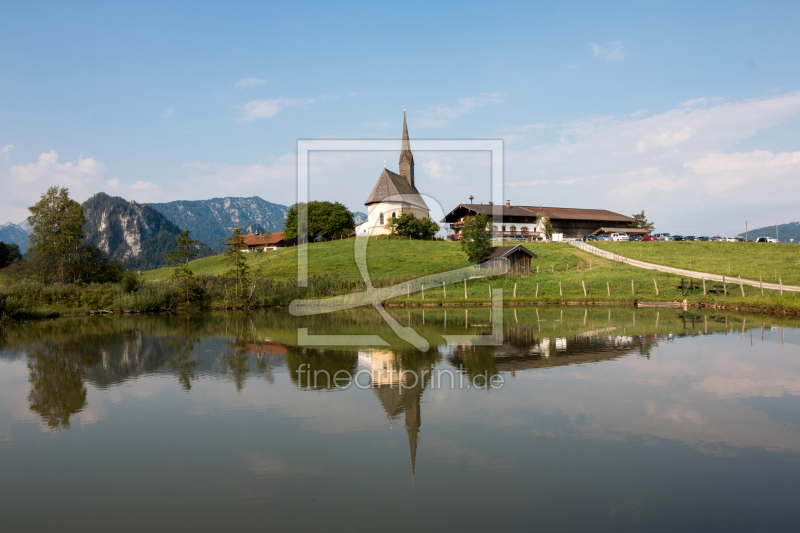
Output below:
[359,110,430,236]
[442,201,637,241]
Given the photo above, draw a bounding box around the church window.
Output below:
[392,211,397,219]
[379,213,384,225]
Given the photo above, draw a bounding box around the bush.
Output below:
[122,271,141,293]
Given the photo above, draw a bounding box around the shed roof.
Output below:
[484,245,538,261]
[365,168,429,209]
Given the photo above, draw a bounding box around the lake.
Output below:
[1,307,799,532]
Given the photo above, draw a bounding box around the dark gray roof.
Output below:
[442,204,634,223]
[591,227,649,235]
[484,245,538,260]
[365,168,429,209]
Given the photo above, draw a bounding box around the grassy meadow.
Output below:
[3,237,799,320]
[593,241,800,286]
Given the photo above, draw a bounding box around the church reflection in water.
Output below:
[358,349,432,482]
[4,307,770,479]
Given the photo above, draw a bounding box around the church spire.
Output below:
[399,107,415,187]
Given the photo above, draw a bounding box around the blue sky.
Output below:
[2,0,800,234]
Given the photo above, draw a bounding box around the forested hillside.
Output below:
[149,196,288,252]
[83,193,214,269]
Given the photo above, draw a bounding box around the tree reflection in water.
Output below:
[27,344,88,430]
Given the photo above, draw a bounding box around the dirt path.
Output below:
[571,241,800,293]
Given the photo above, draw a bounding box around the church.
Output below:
[357,110,430,236]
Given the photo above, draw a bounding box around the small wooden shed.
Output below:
[482,245,537,276]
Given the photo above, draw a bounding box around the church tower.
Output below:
[398,108,415,187]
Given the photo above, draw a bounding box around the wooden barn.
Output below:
[482,245,537,276]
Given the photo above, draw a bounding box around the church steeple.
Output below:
[399,107,415,187]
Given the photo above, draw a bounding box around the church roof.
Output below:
[365,168,429,209]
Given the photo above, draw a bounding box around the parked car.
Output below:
[643,235,658,241]
[597,234,613,241]
[683,235,696,241]
[573,238,583,243]
[672,235,685,241]
[629,235,643,241]
[610,232,629,241]
[698,236,711,241]
[652,233,672,241]
[756,237,778,243]
[584,234,598,241]
[723,237,737,242]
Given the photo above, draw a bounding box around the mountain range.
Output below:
[0,221,31,252]
[737,221,800,243]
[3,195,368,266]
[83,193,216,269]
[148,197,290,253]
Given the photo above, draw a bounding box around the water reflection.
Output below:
[0,307,797,437]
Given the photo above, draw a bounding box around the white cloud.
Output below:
[417,92,506,128]
[106,177,121,190]
[591,41,626,61]
[0,150,107,223]
[0,144,12,154]
[131,180,159,191]
[503,90,800,229]
[179,153,297,202]
[162,107,175,118]
[238,97,315,122]
[235,77,266,88]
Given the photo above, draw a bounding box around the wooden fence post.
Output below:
[607,281,611,296]
[443,281,446,299]
[513,283,517,298]
[739,276,745,297]
[422,284,425,299]
[535,283,539,298]
[723,276,727,296]
[702,278,706,295]
[631,279,635,296]
[407,283,410,297]
[654,279,659,296]
[780,278,783,296]
[582,280,587,296]
[488,284,491,299]
[536,265,539,274]
[559,282,562,296]
[464,278,467,299]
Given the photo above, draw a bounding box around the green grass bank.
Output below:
[2,239,799,321]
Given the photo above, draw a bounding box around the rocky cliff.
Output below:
[83,193,214,269]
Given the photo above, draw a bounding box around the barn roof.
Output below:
[442,204,633,223]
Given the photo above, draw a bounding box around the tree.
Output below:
[461,214,492,263]
[283,201,354,242]
[74,245,124,284]
[167,230,200,306]
[389,213,440,240]
[536,213,554,240]
[223,226,250,300]
[27,186,86,283]
[0,242,22,268]
[629,210,655,232]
